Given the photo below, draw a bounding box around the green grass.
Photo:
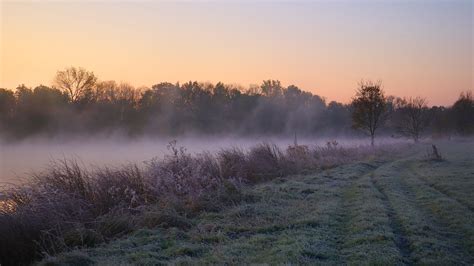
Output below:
[41,140,474,265]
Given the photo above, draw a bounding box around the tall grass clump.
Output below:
[0,140,407,265]
[146,141,242,212]
[0,162,94,265]
[218,147,249,180]
[246,143,286,182]
[0,159,151,265]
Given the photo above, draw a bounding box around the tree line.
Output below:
[0,67,472,142]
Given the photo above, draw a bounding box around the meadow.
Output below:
[1,139,472,265]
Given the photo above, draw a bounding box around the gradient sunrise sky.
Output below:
[1,0,472,106]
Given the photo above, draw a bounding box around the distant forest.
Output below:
[0,67,472,140]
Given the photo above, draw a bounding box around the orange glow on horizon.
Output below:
[1,1,472,106]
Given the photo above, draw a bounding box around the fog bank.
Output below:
[1,136,405,184]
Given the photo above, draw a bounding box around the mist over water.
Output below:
[0,136,406,184]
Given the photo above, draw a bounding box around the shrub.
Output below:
[285,144,314,173]
[246,143,285,182]
[92,165,153,213]
[146,142,224,212]
[218,147,249,180]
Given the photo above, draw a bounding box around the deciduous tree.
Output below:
[54,67,97,102]
[394,97,429,142]
[351,81,386,146]
[452,91,474,135]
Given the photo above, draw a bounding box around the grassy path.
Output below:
[368,159,471,264]
[370,171,413,264]
[338,162,405,264]
[44,141,474,265]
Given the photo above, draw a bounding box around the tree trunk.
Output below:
[371,134,374,146]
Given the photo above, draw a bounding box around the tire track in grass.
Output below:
[309,162,387,263]
[370,172,413,265]
[210,161,395,264]
[409,162,474,213]
[374,159,473,264]
[400,160,474,262]
[339,161,405,264]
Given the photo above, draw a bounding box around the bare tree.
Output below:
[394,97,428,142]
[54,67,97,102]
[351,80,386,146]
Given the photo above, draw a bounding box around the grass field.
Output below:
[42,140,474,265]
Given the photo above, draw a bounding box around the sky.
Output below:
[0,0,472,106]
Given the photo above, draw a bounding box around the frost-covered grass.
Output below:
[38,140,474,265]
[0,141,416,265]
